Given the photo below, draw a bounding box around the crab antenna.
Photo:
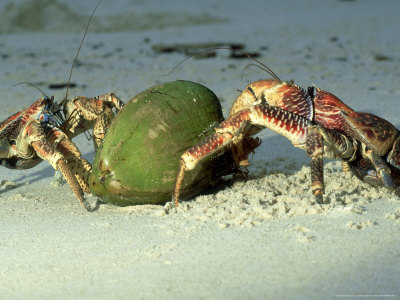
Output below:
[234,50,280,81]
[240,63,279,81]
[163,47,281,81]
[63,0,103,106]
[14,82,48,97]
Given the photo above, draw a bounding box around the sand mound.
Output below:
[118,161,398,227]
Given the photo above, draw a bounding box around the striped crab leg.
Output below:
[25,121,92,211]
[173,103,357,206]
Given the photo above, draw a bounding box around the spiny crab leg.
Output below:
[174,104,358,207]
[306,126,324,199]
[306,124,358,201]
[56,159,88,210]
[26,121,92,211]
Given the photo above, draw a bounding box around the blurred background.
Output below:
[1,0,399,117]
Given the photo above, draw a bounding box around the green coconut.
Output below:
[89,80,235,206]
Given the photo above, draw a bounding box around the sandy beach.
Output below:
[0,0,399,299]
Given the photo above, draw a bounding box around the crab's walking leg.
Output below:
[58,139,92,193]
[56,159,88,209]
[174,104,310,207]
[174,104,359,206]
[46,127,92,193]
[50,138,92,191]
[25,121,91,210]
[174,132,232,207]
[306,126,324,200]
[305,125,357,202]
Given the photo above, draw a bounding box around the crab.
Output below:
[0,93,123,211]
[312,87,400,193]
[0,0,126,211]
[173,74,400,206]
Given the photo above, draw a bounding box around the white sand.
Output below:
[0,0,399,298]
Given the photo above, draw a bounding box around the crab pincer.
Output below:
[173,101,357,206]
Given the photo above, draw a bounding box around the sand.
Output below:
[0,0,399,299]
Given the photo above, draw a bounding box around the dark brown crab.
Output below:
[173,73,400,206]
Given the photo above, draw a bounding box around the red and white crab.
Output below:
[0,94,123,211]
[0,0,126,211]
[173,74,400,206]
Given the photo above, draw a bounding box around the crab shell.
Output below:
[0,96,62,169]
[89,80,237,206]
[1,97,49,139]
[312,87,354,133]
[230,79,313,120]
[341,110,398,156]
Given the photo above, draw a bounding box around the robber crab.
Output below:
[0,0,125,211]
[0,93,124,210]
[173,67,400,206]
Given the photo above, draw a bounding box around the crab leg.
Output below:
[56,138,92,193]
[174,104,308,206]
[306,125,357,202]
[25,121,91,211]
[44,125,92,193]
[174,103,359,206]
[174,105,306,206]
[56,159,87,208]
[306,126,324,199]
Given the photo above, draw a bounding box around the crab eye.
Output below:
[307,86,314,97]
[41,95,54,104]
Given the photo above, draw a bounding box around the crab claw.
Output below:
[340,110,398,156]
[364,149,396,192]
[387,136,400,171]
[379,170,396,192]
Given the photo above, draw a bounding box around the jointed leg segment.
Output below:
[174,103,361,206]
[26,122,91,210]
[174,104,312,206]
